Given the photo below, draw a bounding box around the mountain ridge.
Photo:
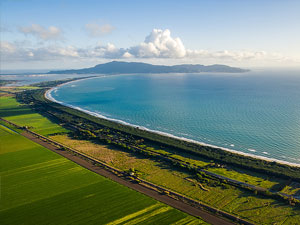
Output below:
[48,61,250,74]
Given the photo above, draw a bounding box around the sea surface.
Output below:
[0,73,89,86]
[48,71,300,165]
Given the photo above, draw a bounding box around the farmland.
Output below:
[0,96,67,136]
[52,134,300,225]
[0,121,205,225]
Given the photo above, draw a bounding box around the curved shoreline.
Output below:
[45,77,300,168]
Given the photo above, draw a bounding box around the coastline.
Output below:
[45,77,300,168]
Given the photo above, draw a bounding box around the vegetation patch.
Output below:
[0,123,204,225]
[51,134,300,225]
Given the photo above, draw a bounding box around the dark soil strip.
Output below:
[21,131,236,225]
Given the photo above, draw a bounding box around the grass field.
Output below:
[51,134,300,225]
[0,123,205,225]
[0,96,67,136]
[136,143,284,190]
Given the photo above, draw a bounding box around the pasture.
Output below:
[0,96,67,136]
[0,124,205,225]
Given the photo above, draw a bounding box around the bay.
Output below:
[49,71,300,165]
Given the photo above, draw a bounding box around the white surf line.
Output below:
[45,76,300,168]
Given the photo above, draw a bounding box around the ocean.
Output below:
[0,73,89,86]
[48,70,300,165]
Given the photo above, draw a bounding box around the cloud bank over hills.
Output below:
[0,27,294,67]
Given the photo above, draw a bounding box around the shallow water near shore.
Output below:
[49,71,300,165]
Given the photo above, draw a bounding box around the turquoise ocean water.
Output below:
[49,71,300,165]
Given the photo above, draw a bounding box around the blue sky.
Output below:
[1,0,300,70]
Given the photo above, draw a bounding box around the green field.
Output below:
[0,96,67,136]
[0,123,205,225]
[51,134,300,225]
[134,144,284,189]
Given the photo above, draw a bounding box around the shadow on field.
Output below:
[36,110,66,127]
[269,180,292,192]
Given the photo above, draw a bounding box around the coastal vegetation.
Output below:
[0,80,17,86]
[51,133,300,224]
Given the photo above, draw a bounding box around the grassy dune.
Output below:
[0,123,205,225]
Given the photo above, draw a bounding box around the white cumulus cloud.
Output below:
[129,29,186,58]
[19,24,62,40]
[87,43,126,58]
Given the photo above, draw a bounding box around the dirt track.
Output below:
[21,131,236,225]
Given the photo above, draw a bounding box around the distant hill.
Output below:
[48,61,250,74]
